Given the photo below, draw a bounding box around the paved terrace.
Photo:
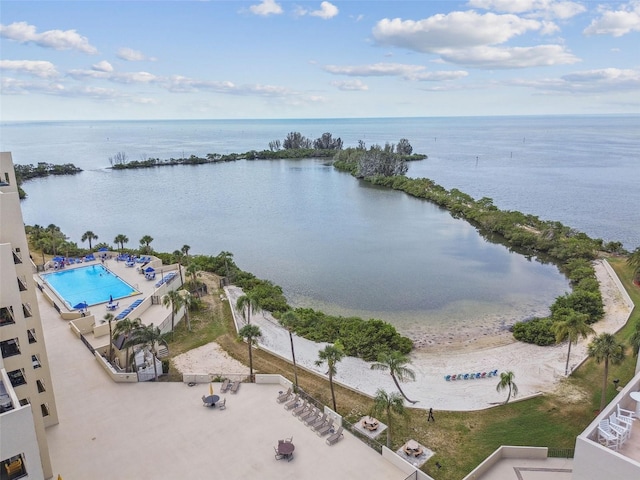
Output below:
[37,284,410,479]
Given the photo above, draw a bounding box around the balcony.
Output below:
[22,304,32,318]
[12,249,23,264]
[0,307,15,327]
[7,369,26,388]
[0,380,13,413]
[17,277,27,292]
[31,355,41,369]
[0,339,20,358]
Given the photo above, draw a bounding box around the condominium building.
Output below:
[1,152,58,479]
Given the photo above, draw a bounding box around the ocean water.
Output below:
[2,116,637,345]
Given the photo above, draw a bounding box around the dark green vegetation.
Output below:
[14,162,82,198]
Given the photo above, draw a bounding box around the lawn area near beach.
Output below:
[164,261,639,480]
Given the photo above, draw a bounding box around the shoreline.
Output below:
[174,259,633,411]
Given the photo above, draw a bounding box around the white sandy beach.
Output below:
[173,260,634,411]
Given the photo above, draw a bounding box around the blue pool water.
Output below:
[42,265,139,309]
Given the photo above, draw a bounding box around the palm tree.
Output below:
[219,251,233,283]
[588,333,626,410]
[104,313,115,361]
[496,371,518,404]
[114,234,129,252]
[238,324,262,382]
[126,323,166,381]
[236,291,263,325]
[370,389,405,448]
[628,247,640,284]
[370,351,418,404]
[162,289,183,335]
[181,244,190,257]
[178,290,193,332]
[279,310,300,389]
[186,262,201,295]
[139,235,154,254]
[173,250,185,285]
[315,343,345,412]
[551,309,594,376]
[629,318,640,357]
[81,231,98,250]
[112,317,142,371]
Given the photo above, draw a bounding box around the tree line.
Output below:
[14,162,82,198]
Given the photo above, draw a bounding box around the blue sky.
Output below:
[1,0,639,120]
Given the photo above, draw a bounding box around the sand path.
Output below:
[173,260,634,411]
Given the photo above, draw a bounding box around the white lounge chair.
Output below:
[326,426,344,446]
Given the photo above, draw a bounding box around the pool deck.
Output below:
[36,264,411,480]
[38,256,180,350]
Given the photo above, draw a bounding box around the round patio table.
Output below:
[630,391,640,417]
[278,442,295,455]
[204,395,220,406]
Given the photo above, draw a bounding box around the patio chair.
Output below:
[300,408,318,423]
[285,395,299,410]
[221,378,231,393]
[305,410,321,426]
[597,425,619,450]
[277,387,292,403]
[617,404,637,420]
[316,419,334,436]
[292,400,308,416]
[5,458,22,476]
[444,375,451,381]
[230,380,241,394]
[274,446,285,460]
[312,414,329,431]
[326,426,344,446]
[218,398,226,410]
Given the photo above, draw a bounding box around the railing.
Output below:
[13,249,22,264]
[79,333,96,355]
[17,276,27,291]
[403,472,419,480]
[548,448,575,458]
[22,303,32,318]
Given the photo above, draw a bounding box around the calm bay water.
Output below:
[2,116,637,344]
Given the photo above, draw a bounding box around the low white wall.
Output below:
[94,353,138,383]
[462,446,547,479]
[381,446,434,479]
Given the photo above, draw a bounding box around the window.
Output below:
[2,453,26,478]
[8,369,26,388]
[13,248,23,264]
[40,403,50,417]
[27,328,37,344]
[22,303,32,318]
[17,276,27,291]
[0,338,20,358]
[0,306,15,326]
[36,379,45,393]
[19,398,30,406]
[32,354,41,368]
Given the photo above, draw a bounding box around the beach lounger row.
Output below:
[115,299,144,320]
[444,369,498,381]
[155,272,177,288]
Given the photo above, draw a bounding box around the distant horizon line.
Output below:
[2,112,638,124]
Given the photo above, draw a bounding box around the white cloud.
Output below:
[467,0,586,19]
[510,68,640,93]
[440,44,579,68]
[323,62,468,81]
[310,2,339,20]
[583,1,640,37]
[0,59,58,78]
[249,0,283,16]
[117,47,154,62]
[331,79,369,91]
[68,68,157,84]
[373,11,544,52]
[0,21,97,54]
[92,60,113,72]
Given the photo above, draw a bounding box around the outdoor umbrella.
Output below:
[73,302,88,310]
[98,247,108,252]
[145,266,155,272]
[53,256,64,262]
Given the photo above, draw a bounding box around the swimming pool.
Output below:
[42,265,140,309]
